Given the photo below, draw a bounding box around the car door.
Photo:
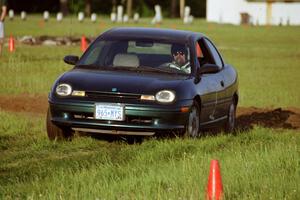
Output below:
[194,38,224,123]
[203,38,229,119]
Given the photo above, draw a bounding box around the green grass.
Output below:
[0,111,299,199]
[1,16,300,199]
[0,45,79,95]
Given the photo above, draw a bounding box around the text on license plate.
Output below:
[94,104,124,121]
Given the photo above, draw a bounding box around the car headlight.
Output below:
[155,90,176,103]
[56,84,72,96]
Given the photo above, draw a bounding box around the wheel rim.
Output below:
[228,103,236,130]
[188,106,200,137]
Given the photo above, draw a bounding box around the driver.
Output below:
[170,44,190,73]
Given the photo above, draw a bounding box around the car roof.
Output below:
[100,27,204,43]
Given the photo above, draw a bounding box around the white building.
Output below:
[207,0,300,25]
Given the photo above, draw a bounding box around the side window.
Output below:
[196,39,211,67]
[204,39,223,68]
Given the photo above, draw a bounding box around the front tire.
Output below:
[46,108,73,140]
[224,101,236,133]
[184,102,201,138]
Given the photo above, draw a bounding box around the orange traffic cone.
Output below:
[81,35,87,52]
[9,35,15,52]
[206,160,223,200]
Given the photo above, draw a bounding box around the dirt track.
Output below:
[1,94,300,130]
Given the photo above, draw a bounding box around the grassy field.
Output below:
[0,16,300,199]
[0,111,299,199]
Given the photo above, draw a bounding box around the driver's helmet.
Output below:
[171,44,188,57]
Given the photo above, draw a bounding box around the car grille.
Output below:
[73,113,153,125]
[85,91,141,101]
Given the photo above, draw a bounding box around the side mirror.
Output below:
[64,55,79,65]
[199,63,220,74]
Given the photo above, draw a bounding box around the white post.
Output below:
[111,12,117,22]
[21,11,27,21]
[91,13,97,23]
[43,11,50,22]
[151,5,162,24]
[117,5,123,23]
[78,12,85,22]
[183,6,193,24]
[133,13,139,23]
[8,9,14,20]
[57,12,63,22]
[183,6,190,24]
[123,14,129,23]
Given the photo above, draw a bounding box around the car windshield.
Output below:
[78,39,191,75]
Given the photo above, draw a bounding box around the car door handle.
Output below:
[220,80,224,87]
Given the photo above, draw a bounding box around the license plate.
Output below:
[94,103,125,121]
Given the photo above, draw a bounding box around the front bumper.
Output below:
[49,98,193,135]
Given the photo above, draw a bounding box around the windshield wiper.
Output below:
[75,64,100,69]
[75,64,107,70]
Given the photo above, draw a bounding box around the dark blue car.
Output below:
[47,27,238,140]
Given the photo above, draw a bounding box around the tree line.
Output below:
[7,0,206,18]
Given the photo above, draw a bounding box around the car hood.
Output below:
[58,68,189,94]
